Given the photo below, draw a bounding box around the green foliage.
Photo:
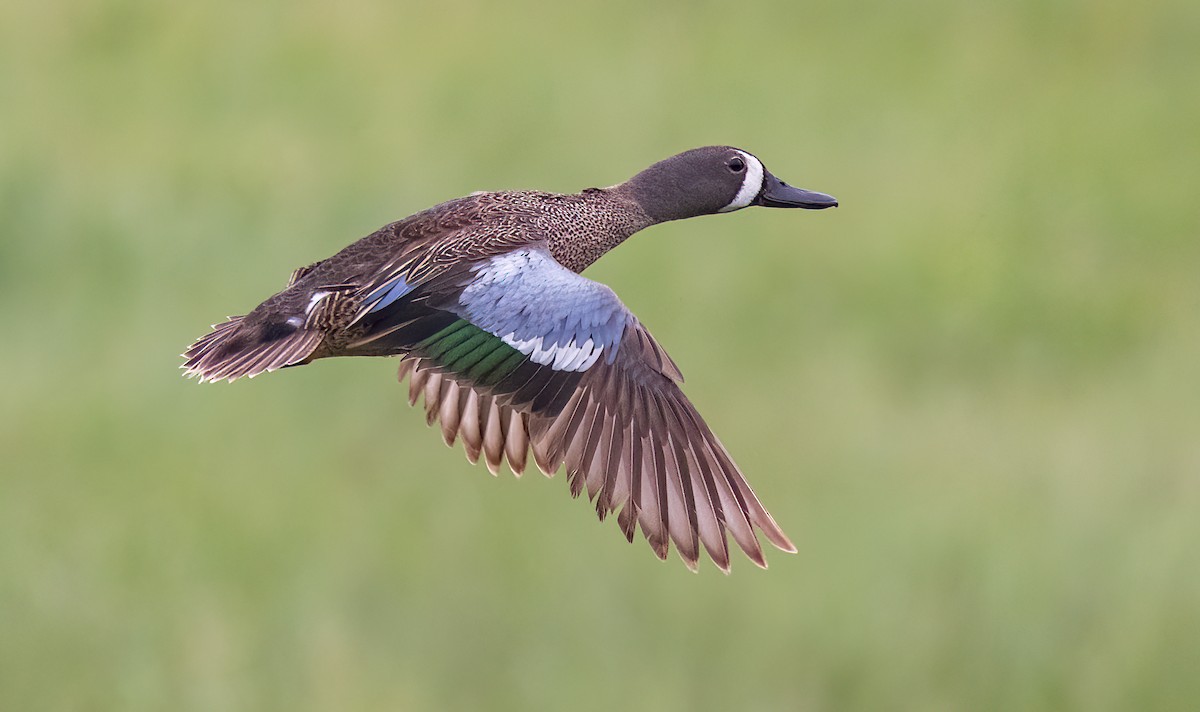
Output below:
[2,0,1198,709]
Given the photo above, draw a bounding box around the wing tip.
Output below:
[758,517,798,554]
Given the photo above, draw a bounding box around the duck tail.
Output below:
[181,315,323,383]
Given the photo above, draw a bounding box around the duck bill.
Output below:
[754,172,838,209]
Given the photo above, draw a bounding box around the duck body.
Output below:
[232,187,650,364]
[184,146,837,572]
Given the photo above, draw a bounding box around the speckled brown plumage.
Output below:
[182,146,838,571]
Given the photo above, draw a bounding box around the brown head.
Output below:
[622,145,837,224]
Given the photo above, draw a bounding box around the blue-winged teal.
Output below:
[183,146,837,572]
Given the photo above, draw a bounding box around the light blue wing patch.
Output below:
[456,249,629,373]
[363,273,417,314]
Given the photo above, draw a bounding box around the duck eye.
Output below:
[727,157,746,173]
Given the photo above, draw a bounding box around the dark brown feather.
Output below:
[504,409,529,476]
[482,396,504,475]
[390,318,792,571]
[438,378,462,446]
[181,316,323,383]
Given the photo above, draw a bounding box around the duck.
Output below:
[182,145,837,572]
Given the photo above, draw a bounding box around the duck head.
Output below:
[624,145,838,223]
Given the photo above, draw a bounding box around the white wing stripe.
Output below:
[503,332,604,373]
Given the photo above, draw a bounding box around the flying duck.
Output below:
[183,146,837,572]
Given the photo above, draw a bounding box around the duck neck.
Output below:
[544,186,656,273]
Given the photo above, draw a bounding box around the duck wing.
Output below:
[353,246,794,572]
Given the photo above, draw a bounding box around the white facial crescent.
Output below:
[718,150,765,212]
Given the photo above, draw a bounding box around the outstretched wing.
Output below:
[354,247,795,572]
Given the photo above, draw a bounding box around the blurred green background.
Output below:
[3,0,1199,709]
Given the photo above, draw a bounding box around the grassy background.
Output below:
[3,0,1199,709]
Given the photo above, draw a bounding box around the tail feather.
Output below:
[182,315,323,383]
